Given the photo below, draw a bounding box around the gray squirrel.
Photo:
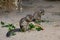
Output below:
[19,9,45,31]
[19,14,33,31]
[6,9,45,37]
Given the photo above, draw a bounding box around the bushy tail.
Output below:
[6,28,21,37]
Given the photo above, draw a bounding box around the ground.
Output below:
[0,0,60,40]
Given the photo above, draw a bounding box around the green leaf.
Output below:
[1,21,5,25]
[8,24,15,29]
[36,27,43,31]
[0,21,16,36]
[7,24,12,26]
[11,24,15,29]
[29,23,35,29]
[2,25,9,27]
[8,26,15,31]
[9,27,13,31]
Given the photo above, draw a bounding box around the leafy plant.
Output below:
[7,24,15,30]
[29,23,35,29]
[0,21,16,36]
[29,23,44,31]
[36,27,43,31]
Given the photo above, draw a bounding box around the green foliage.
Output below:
[29,23,43,31]
[8,24,15,31]
[29,23,35,29]
[0,21,16,36]
[1,21,5,25]
[36,27,43,31]
[2,24,15,30]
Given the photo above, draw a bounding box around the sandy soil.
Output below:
[0,0,60,40]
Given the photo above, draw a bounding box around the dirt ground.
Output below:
[0,0,60,40]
